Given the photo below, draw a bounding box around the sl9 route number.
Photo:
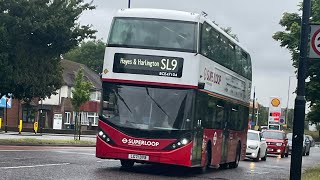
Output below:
[161,59,178,71]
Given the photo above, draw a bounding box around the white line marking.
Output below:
[0,163,70,169]
[53,151,95,156]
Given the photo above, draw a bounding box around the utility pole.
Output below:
[251,86,256,129]
[289,0,311,179]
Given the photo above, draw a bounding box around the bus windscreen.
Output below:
[108,18,197,52]
[101,84,194,131]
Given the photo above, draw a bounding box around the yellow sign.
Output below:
[103,69,109,74]
[271,98,281,107]
[0,118,2,129]
[34,121,38,133]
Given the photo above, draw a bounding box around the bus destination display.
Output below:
[113,53,184,78]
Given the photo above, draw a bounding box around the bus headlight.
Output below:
[164,134,192,150]
[97,129,114,144]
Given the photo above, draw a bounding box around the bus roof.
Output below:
[114,8,249,54]
[114,8,200,22]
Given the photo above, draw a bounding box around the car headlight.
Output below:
[248,145,258,150]
[276,143,282,146]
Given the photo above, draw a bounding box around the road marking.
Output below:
[0,163,70,169]
[53,150,95,156]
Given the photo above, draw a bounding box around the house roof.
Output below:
[61,59,101,90]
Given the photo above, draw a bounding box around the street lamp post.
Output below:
[286,76,296,127]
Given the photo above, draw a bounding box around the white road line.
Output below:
[53,150,95,156]
[0,163,70,170]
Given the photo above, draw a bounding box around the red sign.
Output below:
[272,112,281,117]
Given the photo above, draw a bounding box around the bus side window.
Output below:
[215,102,224,129]
[207,96,216,128]
[230,105,238,130]
[195,92,208,128]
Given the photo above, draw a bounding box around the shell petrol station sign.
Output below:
[268,97,282,125]
[309,25,320,59]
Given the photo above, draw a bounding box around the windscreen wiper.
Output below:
[145,87,174,122]
[113,90,132,113]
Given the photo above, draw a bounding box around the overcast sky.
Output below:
[79,0,302,108]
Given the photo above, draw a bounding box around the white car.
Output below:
[246,130,268,161]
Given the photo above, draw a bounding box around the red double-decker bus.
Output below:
[96,8,252,171]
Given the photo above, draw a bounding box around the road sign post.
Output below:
[309,24,320,59]
[290,0,311,180]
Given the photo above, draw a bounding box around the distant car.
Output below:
[286,133,311,156]
[303,135,311,156]
[262,130,289,158]
[306,135,315,147]
[246,130,268,161]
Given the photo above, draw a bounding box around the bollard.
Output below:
[0,117,2,129]
[18,119,22,134]
[34,121,38,134]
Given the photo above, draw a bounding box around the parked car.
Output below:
[246,130,268,161]
[286,133,311,156]
[306,135,315,147]
[262,130,289,158]
[303,135,311,156]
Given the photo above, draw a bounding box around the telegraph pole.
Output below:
[289,0,311,179]
[251,86,256,129]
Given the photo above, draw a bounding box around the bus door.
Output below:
[217,102,228,163]
[192,92,205,166]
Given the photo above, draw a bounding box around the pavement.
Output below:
[0,130,96,142]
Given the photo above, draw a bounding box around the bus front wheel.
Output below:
[120,160,134,169]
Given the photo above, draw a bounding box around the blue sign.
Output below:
[0,96,12,108]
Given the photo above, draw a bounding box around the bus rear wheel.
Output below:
[120,160,134,169]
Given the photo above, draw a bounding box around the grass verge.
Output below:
[0,138,96,146]
[302,164,320,180]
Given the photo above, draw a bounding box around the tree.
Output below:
[307,102,320,137]
[63,40,105,74]
[71,68,92,140]
[0,0,96,102]
[273,0,320,123]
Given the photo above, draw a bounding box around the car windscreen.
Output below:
[108,17,197,52]
[262,131,285,140]
[247,132,259,141]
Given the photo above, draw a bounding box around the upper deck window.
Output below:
[108,17,197,53]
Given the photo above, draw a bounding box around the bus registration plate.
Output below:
[128,154,149,161]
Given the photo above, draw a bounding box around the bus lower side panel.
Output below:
[96,137,193,167]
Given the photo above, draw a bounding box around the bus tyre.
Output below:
[120,160,134,169]
[229,143,241,168]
